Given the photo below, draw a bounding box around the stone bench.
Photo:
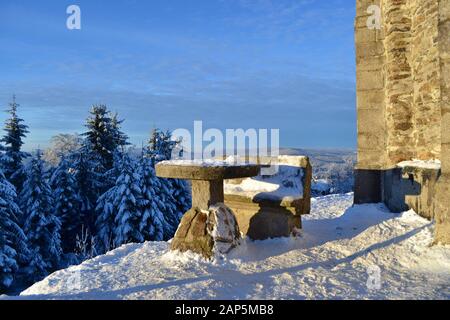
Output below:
[224,156,312,240]
[384,160,441,220]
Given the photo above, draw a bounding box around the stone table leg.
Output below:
[191,180,224,210]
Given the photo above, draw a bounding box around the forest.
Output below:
[0,96,191,293]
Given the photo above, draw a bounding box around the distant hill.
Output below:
[281,148,356,195]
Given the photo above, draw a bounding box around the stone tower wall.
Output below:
[355,0,450,244]
[356,0,442,169]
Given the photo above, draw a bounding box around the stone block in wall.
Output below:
[356,0,380,12]
[356,89,385,109]
[355,28,381,44]
[441,143,450,174]
[434,175,450,244]
[441,113,450,144]
[357,109,385,132]
[357,149,386,169]
[356,42,385,58]
[356,55,385,71]
[358,132,385,147]
[357,70,384,90]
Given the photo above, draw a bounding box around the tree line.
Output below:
[0,96,191,293]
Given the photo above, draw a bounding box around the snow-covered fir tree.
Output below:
[51,156,83,253]
[0,95,30,193]
[0,169,29,292]
[96,153,146,251]
[82,105,128,171]
[147,128,178,162]
[169,178,191,221]
[138,156,165,241]
[69,150,104,235]
[111,113,129,149]
[157,175,180,240]
[20,151,62,273]
[147,129,191,239]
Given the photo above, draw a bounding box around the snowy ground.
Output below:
[11,194,450,300]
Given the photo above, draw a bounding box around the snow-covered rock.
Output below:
[169,204,241,259]
[10,194,450,300]
[207,204,241,255]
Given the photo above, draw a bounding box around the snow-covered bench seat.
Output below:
[224,156,312,240]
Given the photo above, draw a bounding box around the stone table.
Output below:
[155,160,261,258]
[156,160,261,210]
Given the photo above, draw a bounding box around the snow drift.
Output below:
[12,194,450,300]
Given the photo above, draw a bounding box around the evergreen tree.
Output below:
[69,150,103,234]
[82,105,127,171]
[20,151,62,273]
[157,175,180,240]
[111,112,129,149]
[0,169,29,292]
[147,129,191,239]
[96,153,145,251]
[170,178,191,220]
[138,156,165,241]
[51,156,83,253]
[147,128,178,162]
[0,95,30,193]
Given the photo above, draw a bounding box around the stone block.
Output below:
[434,175,450,244]
[170,205,241,259]
[357,70,384,90]
[357,89,385,109]
[356,42,385,58]
[357,109,385,133]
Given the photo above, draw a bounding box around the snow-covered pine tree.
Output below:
[103,149,124,191]
[69,150,104,235]
[94,189,114,253]
[138,155,165,241]
[51,156,83,253]
[82,105,128,171]
[0,95,30,193]
[112,154,145,247]
[147,129,191,239]
[111,112,129,149]
[20,151,62,272]
[96,153,145,251]
[0,169,29,292]
[170,178,191,218]
[147,128,178,162]
[157,175,180,240]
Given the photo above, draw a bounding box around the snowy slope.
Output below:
[14,194,450,300]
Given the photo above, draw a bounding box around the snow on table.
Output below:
[158,158,257,167]
[11,193,450,300]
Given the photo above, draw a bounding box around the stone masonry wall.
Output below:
[435,0,450,244]
[355,0,449,244]
[356,0,442,169]
[383,0,415,166]
[411,0,441,160]
[355,0,387,170]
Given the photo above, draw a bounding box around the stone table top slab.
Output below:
[155,160,261,180]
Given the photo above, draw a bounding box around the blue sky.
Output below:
[0,0,356,150]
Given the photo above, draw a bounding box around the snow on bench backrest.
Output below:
[224,156,309,203]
